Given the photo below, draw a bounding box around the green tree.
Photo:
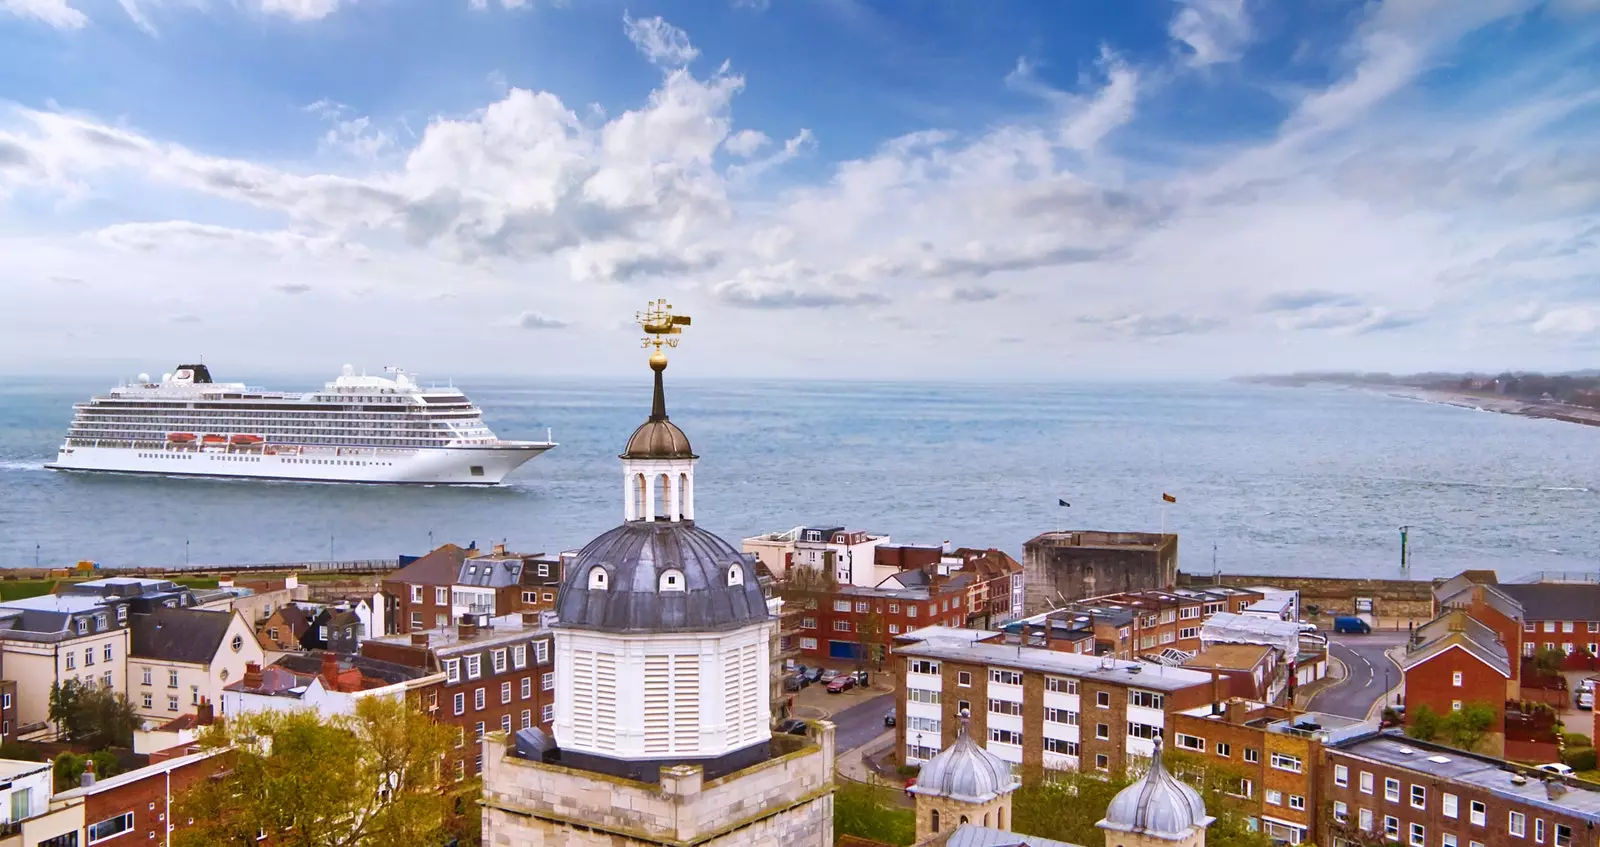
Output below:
[1406,705,1441,742]
[173,694,457,847]
[1440,703,1496,753]
[48,680,138,748]
[51,750,123,792]
[856,610,886,671]
[834,779,915,846]
[1531,647,1566,677]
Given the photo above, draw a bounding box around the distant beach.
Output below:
[1371,387,1600,429]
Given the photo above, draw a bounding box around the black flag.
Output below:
[1058,499,1070,507]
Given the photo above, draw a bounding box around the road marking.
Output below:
[1368,667,1374,681]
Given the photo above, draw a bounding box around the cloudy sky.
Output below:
[1,0,1597,380]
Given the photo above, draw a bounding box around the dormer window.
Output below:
[659,570,685,592]
[588,567,609,591]
[727,565,745,586]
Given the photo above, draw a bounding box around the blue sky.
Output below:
[1,0,1598,380]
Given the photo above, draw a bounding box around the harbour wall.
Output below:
[1177,571,1436,622]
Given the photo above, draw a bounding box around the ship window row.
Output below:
[80,410,480,423]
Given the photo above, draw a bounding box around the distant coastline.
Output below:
[1239,374,1600,430]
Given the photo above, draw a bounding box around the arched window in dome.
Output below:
[659,569,686,592]
[931,811,940,834]
[959,816,969,826]
[727,564,744,587]
[632,474,647,521]
[588,567,609,591]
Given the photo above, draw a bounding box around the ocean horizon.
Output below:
[3,375,1599,582]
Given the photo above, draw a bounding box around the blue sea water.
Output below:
[1,375,1598,581]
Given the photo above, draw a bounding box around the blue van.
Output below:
[1333,616,1372,634]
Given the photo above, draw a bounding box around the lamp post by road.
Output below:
[35,543,39,568]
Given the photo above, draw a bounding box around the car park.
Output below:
[826,676,855,693]
[805,667,824,684]
[820,669,841,683]
[783,673,806,692]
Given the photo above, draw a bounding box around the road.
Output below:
[830,692,895,752]
[1308,631,1408,719]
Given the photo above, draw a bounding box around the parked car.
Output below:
[1577,690,1593,711]
[820,669,841,683]
[805,667,824,684]
[1536,763,1574,776]
[852,670,869,686]
[1297,621,1320,634]
[1333,616,1372,634]
[783,673,807,692]
[776,719,809,736]
[884,709,897,727]
[826,676,856,694]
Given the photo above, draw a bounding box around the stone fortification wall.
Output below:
[1178,572,1436,621]
[481,723,836,847]
[1023,532,1177,614]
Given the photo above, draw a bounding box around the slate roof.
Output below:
[558,521,769,634]
[272,650,432,686]
[130,608,236,664]
[1437,583,1524,622]
[937,824,1083,847]
[457,556,525,588]
[1403,609,1511,678]
[1496,583,1600,623]
[387,543,472,587]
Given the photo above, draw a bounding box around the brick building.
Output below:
[385,543,473,634]
[361,612,555,779]
[789,580,971,664]
[1321,732,1600,847]
[28,747,229,846]
[1435,572,1600,669]
[893,628,1219,776]
[1022,531,1179,614]
[384,542,560,635]
[1400,609,1514,756]
[1006,587,1265,661]
[1182,644,1282,703]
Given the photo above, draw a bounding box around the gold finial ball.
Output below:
[649,348,668,370]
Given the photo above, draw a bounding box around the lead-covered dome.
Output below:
[909,722,1018,804]
[621,356,696,460]
[1100,737,1210,841]
[556,520,769,633]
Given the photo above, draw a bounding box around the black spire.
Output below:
[650,356,668,422]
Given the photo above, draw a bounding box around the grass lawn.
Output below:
[0,575,219,601]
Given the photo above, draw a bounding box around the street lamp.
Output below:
[185,538,190,566]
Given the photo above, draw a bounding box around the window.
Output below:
[1045,676,1076,693]
[1443,794,1458,818]
[453,692,465,715]
[492,649,507,673]
[588,568,608,590]
[1096,691,1110,708]
[833,600,851,612]
[535,640,549,663]
[521,677,532,698]
[500,714,512,733]
[1175,733,1205,751]
[908,688,941,704]
[168,669,179,688]
[76,619,86,635]
[1244,747,1259,763]
[800,637,818,650]
[1095,753,1109,771]
[141,667,151,685]
[1180,626,1198,639]
[855,601,869,613]
[1290,795,1306,811]
[908,607,918,618]
[1044,708,1078,725]
[1129,690,1164,709]
[1232,779,1254,799]
[833,621,851,632]
[1444,835,1459,847]
[1266,790,1283,806]
[104,643,114,661]
[1095,723,1110,740]
[1555,824,1572,847]
[411,612,423,631]
[1509,812,1525,838]
[909,660,941,675]
[1412,823,1427,847]
[542,672,554,691]
[167,695,179,712]
[990,669,1022,685]
[1385,816,1400,841]
[474,688,486,710]
[500,682,512,704]
[1216,742,1231,757]
[411,585,423,602]
[85,648,94,667]
[542,703,554,722]
[1334,801,1349,823]
[520,709,531,729]
[1272,752,1304,773]
[1044,738,1079,756]
[1361,771,1375,794]
[1470,801,1486,826]
[512,645,527,668]
[1534,819,1545,844]
[142,693,152,709]
[1335,764,1349,786]
[1412,785,1427,809]
[1384,778,1401,802]
[1452,671,1463,687]
[88,812,134,843]
[445,659,461,683]
[1129,722,1162,740]
[988,699,1022,716]
[466,655,481,678]
[436,587,449,605]
[801,617,817,630]
[475,721,485,739]
[1360,809,1374,832]
[987,728,1023,745]
[958,671,972,687]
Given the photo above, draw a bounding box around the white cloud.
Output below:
[257,0,344,21]
[516,310,569,329]
[723,129,769,157]
[731,0,769,10]
[1,0,87,28]
[1168,0,1251,68]
[1007,49,1139,153]
[623,12,700,68]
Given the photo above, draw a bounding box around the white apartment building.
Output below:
[128,608,264,722]
[742,525,891,586]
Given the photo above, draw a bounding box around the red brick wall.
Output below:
[1404,648,1507,730]
[83,754,223,844]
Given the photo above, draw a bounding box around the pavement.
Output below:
[1307,631,1408,720]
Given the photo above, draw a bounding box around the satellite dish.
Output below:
[137,373,150,384]
[342,364,355,377]
[161,373,172,383]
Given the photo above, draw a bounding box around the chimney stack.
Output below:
[458,617,479,639]
[1211,670,1223,714]
[320,652,340,686]
[522,611,540,626]
[1226,697,1247,724]
[81,759,96,787]
[494,542,507,556]
[243,662,263,690]
[411,633,430,647]
[197,697,215,726]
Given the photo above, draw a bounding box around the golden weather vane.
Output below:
[636,298,692,363]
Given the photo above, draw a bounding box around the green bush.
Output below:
[835,780,915,846]
[1563,733,1593,750]
[1563,747,1598,772]
[0,742,41,761]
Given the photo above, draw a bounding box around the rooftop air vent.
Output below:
[1428,756,1452,764]
[1397,746,1415,755]
[1511,774,1528,785]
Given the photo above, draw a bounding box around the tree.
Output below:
[1440,703,1496,753]
[51,750,122,792]
[856,610,886,671]
[1531,647,1567,677]
[48,680,138,748]
[1406,705,1441,742]
[173,694,457,847]
[834,779,915,846]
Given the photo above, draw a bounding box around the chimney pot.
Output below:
[243,662,264,689]
[197,697,215,727]
[81,759,96,787]
[458,617,479,639]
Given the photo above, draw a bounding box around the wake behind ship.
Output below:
[46,364,556,485]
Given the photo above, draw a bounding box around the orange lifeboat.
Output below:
[167,433,196,443]
[230,434,264,445]
[201,434,227,445]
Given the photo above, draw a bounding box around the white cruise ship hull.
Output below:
[46,442,552,485]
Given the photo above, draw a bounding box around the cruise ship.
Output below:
[46,364,556,484]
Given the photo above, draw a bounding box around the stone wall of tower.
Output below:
[915,794,1015,843]
[1103,827,1205,847]
[482,723,836,847]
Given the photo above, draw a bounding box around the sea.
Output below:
[2,376,1599,582]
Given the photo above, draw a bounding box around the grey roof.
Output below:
[556,520,769,634]
[910,723,1018,804]
[130,608,236,664]
[1437,583,1524,622]
[1496,583,1600,623]
[1403,611,1512,678]
[273,651,433,686]
[1099,737,1212,841]
[1332,733,1600,821]
[458,556,524,588]
[895,637,1217,692]
[940,824,1082,847]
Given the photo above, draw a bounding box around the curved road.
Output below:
[1309,631,1407,719]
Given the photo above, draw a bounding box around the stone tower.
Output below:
[1097,736,1215,847]
[908,713,1020,842]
